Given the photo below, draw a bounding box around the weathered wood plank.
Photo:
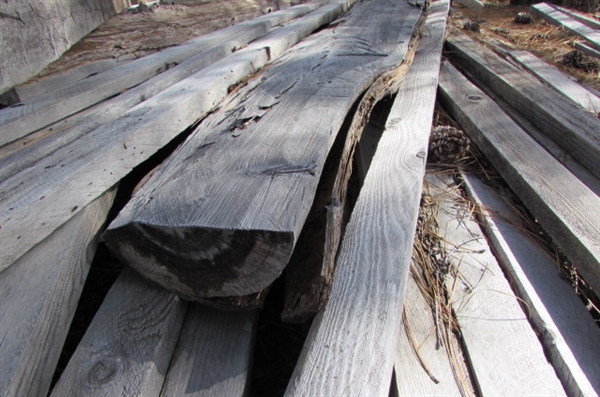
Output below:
[283,2,448,395]
[438,61,600,303]
[553,5,600,30]
[160,306,256,397]
[0,190,115,397]
[0,2,326,183]
[507,49,600,113]
[50,268,187,397]
[429,173,566,396]
[103,0,424,302]
[575,41,600,59]
[0,0,351,273]
[445,33,600,177]
[530,3,600,51]
[0,1,327,146]
[462,173,600,397]
[455,0,484,10]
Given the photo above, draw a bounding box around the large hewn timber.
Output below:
[284,2,448,395]
[0,1,351,273]
[438,61,600,301]
[0,1,327,146]
[104,0,425,302]
[446,34,600,177]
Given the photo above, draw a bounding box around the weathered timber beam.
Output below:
[530,3,600,51]
[0,1,351,273]
[575,41,600,59]
[0,190,115,397]
[103,0,425,302]
[283,1,449,395]
[438,61,600,299]
[429,173,566,396]
[552,5,600,30]
[0,1,327,147]
[50,269,187,397]
[462,173,600,397]
[446,33,600,177]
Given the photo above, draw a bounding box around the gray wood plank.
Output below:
[429,173,566,396]
[438,61,600,306]
[507,49,600,114]
[575,41,600,59]
[103,0,423,302]
[0,190,116,397]
[50,268,187,397]
[0,1,327,146]
[531,3,600,51]
[462,173,600,397]
[553,5,600,30]
[445,33,600,177]
[0,2,327,183]
[283,2,448,395]
[160,306,256,397]
[0,0,351,273]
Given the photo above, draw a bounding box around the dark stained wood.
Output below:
[438,60,600,300]
[103,0,424,302]
[284,1,448,394]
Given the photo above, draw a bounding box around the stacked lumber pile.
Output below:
[1,0,599,396]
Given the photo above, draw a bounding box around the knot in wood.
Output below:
[87,356,123,387]
[428,125,470,163]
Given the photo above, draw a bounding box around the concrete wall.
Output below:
[0,0,130,95]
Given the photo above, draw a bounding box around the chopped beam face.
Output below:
[104,0,425,300]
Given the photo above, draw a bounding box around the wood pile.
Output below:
[1,0,599,396]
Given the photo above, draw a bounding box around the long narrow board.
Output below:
[575,41,600,59]
[445,34,600,177]
[530,3,600,51]
[553,5,600,30]
[0,3,325,182]
[103,0,425,302]
[0,0,352,273]
[428,173,566,396]
[50,268,187,397]
[0,1,326,146]
[438,61,600,308]
[0,190,115,397]
[462,173,600,397]
[506,49,600,114]
[283,2,448,395]
[159,306,256,397]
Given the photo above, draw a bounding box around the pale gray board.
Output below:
[553,5,600,30]
[160,306,256,397]
[0,3,323,183]
[455,52,600,197]
[50,268,187,397]
[429,173,566,396]
[283,2,448,395]
[0,190,115,397]
[393,269,469,397]
[446,34,600,177]
[506,49,600,114]
[0,0,351,273]
[531,3,600,51]
[0,1,327,147]
[438,61,600,308]
[462,173,600,397]
[103,0,422,301]
[575,41,600,59]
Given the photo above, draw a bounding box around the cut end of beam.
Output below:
[103,223,294,300]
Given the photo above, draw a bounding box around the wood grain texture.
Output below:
[0,190,115,397]
[507,49,600,113]
[0,1,350,273]
[283,2,448,395]
[438,61,600,313]
[0,1,326,146]
[160,306,256,397]
[50,268,187,397]
[0,3,325,182]
[446,33,600,177]
[104,0,423,301]
[428,173,566,396]
[462,173,600,397]
[530,3,600,51]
